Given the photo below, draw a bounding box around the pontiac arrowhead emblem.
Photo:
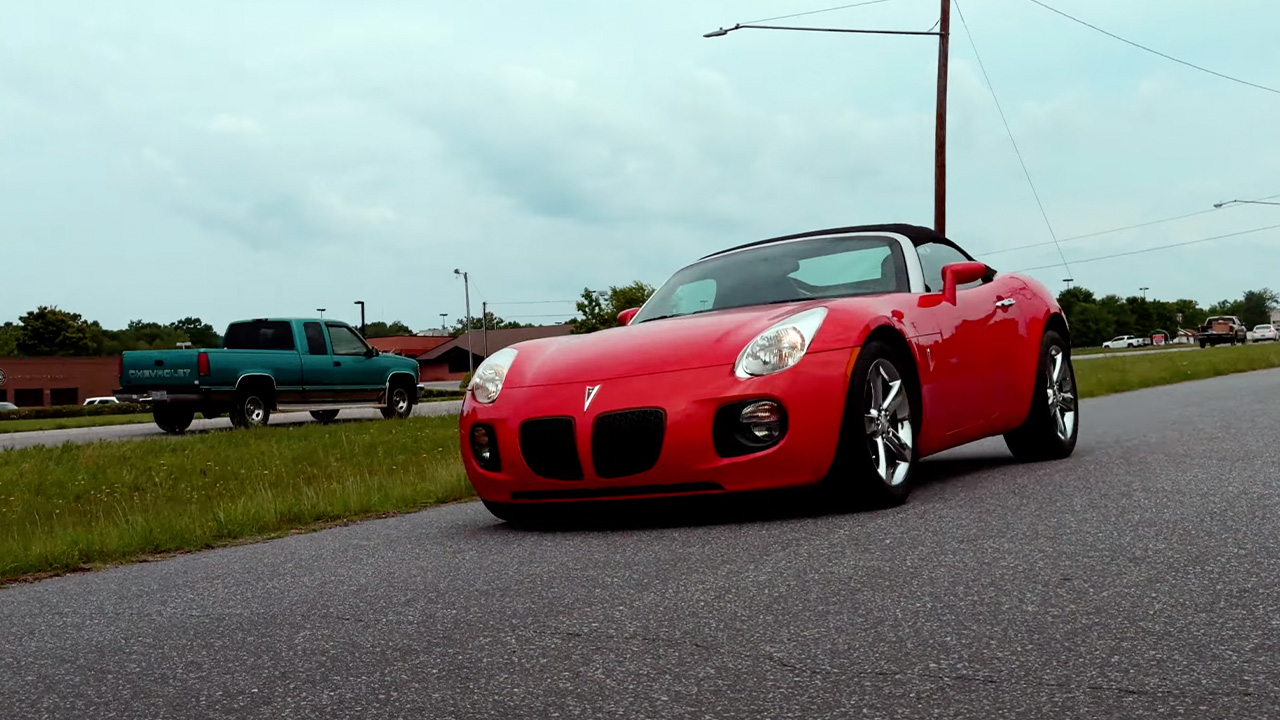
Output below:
[584,385,601,411]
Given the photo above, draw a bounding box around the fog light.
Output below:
[740,401,783,441]
[469,424,501,471]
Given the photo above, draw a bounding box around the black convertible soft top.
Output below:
[700,222,974,261]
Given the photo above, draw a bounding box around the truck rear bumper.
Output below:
[114,388,211,404]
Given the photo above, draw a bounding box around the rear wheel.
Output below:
[229,389,271,429]
[310,409,340,423]
[380,382,414,420]
[154,405,195,434]
[823,340,918,509]
[1004,330,1078,461]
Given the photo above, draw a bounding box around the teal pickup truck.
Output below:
[115,318,421,434]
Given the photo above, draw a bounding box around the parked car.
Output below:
[0,402,18,413]
[115,318,421,433]
[1198,315,1248,347]
[1247,324,1278,343]
[83,397,121,406]
[459,222,1078,522]
[1102,335,1145,350]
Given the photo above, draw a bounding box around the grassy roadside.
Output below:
[0,416,471,584]
[0,414,155,435]
[1073,341,1280,398]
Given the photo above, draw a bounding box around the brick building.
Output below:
[0,357,120,407]
[415,326,574,381]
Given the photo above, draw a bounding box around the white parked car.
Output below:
[84,397,121,406]
[1102,335,1145,349]
[1247,324,1279,343]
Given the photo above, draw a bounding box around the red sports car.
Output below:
[460,223,1078,521]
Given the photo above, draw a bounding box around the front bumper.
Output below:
[459,349,853,504]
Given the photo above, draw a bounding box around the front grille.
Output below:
[519,417,583,480]
[592,408,666,479]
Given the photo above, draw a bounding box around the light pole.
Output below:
[453,269,474,376]
[439,313,448,332]
[704,4,950,235]
[353,300,366,336]
[1062,278,1074,289]
[317,308,326,319]
[1139,286,1149,300]
[481,300,490,358]
[1214,199,1280,209]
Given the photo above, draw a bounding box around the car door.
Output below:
[915,242,1022,439]
[326,322,385,402]
[300,321,341,403]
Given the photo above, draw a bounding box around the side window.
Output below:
[917,242,982,293]
[327,324,369,356]
[304,322,328,356]
[223,321,296,350]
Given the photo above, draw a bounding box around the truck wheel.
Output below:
[310,409,340,423]
[1004,330,1078,462]
[154,405,195,435]
[230,390,271,429]
[380,382,414,420]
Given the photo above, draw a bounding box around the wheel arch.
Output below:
[384,371,418,402]
[856,323,925,436]
[235,373,278,408]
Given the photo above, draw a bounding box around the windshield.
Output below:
[632,235,907,323]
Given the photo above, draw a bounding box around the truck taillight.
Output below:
[197,352,211,377]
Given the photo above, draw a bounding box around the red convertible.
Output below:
[460,223,1078,521]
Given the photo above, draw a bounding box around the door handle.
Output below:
[333,361,342,367]
[995,298,1016,309]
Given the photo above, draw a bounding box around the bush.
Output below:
[0,402,151,422]
[420,388,466,400]
[459,371,473,390]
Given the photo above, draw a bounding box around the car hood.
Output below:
[504,301,833,387]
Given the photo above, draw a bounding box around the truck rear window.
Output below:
[223,321,296,351]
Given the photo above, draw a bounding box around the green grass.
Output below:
[1073,344,1189,356]
[0,416,472,583]
[1074,341,1280,398]
[0,414,155,434]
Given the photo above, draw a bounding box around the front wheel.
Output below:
[153,405,195,434]
[380,384,414,420]
[823,340,918,509]
[1004,330,1078,461]
[309,409,340,423]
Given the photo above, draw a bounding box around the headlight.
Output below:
[734,307,828,378]
[468,347,518,404]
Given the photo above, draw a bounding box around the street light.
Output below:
[1063,278,1074,289]
[453,269,474,376]
[704,9,950,235]
[317,308,326,318]
[1139,286,1149,299]
[353,300,366,336]
[1213,199,1280,209]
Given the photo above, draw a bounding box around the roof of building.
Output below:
[368,335,452,356]
[417,325,574,361]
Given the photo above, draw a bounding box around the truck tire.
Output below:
[310,409,340,423]
[381,381,414,420]
[154,405,195,434]
[229,389,272,429]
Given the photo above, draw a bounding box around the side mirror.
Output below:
[617,307,640,326]
[941,261,988,305]
[365,347,378,358]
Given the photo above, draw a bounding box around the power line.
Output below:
[1016,222,1280,272]
[1023,0,1280,96]
[742,0,898,26]
[982,191,1280,257]
[954,0,1072,277]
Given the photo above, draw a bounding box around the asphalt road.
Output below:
[0,401,464,451]
[3,369,1280,718]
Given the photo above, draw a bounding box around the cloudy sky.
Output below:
[3,0,1279,333]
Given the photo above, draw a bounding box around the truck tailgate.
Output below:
[118,350,202,390]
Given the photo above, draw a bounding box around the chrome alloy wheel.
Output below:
[392,388,410,414]
[244,396,266,424]
[863,358,912,487]
[1046,345,1077,442]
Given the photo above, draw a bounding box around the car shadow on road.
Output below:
[482,453,1019,534]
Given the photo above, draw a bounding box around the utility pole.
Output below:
[935,0,951,237]
[354,300,366,336]
[481,300,489,358]
[454,269,473,375]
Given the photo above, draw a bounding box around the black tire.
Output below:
[822,340,919,509]
[229,389,272,429]
[153,405,195,435]
[1004,330,1078,461]
[310,409,340,423]
[1200,340,1207,349]
[380,382,414,420]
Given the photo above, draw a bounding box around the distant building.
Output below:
[0,357,120,407]
[367,335,451,357]
[415,326,574,381]
[1271,310,1280,326]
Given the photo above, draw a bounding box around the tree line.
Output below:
[1057,286,1278,348]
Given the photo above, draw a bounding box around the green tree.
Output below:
[0,322,18,356]
[1055,286,1096,321]
[16,306,98,356]
[1239,288,1278,329]
[573,281,656,334]
[169,317,221,347]
[363,320,413,338]
[451,312,527,336]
